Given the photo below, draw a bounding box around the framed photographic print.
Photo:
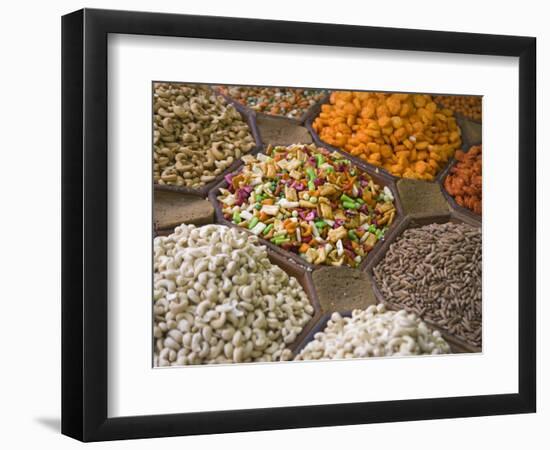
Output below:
[61,8,536,442]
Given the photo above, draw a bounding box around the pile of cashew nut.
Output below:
[154,83,256,188]
[154,224,314,366]
[295,303,450,360]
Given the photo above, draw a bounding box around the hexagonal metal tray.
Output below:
[153,227,322,356]
[208,143,405,272]
[215,86,330,126]
[363,211,482,353]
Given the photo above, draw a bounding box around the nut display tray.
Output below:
[363,211,482,353]
[154,94,263,198]
[215,87,330,125]
[292,310,472,359]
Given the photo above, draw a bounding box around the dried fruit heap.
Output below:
[313,91,462,180]
[217,144,396,267]
[444,145,482,215]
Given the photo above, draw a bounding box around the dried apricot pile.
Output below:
[312,92,462,181]
[444,145,482,215]
[434,95,482,122]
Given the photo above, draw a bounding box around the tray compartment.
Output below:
[365,211,482,353]
[208,144,405,272]
[292,308,472,360]
[437,145,483,222]
[215,85,329,125]
[306,92,475,185]
[154,91,263,198]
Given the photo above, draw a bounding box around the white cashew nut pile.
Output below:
[154,224,314,366]
[154,83,256,188]
[295,303,450,360]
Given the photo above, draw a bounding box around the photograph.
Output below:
[152,82,483,367]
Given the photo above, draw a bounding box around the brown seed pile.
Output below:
[373,222,481,348]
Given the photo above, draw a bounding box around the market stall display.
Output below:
[152,83,483,364]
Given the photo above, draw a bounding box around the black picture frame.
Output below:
[62,8,536,442]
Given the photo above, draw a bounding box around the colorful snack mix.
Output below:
[312,91,462,180]
[216,144,397,268]
[434,95,482,122]
[217,86,327,119]
[444,145,482,215]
